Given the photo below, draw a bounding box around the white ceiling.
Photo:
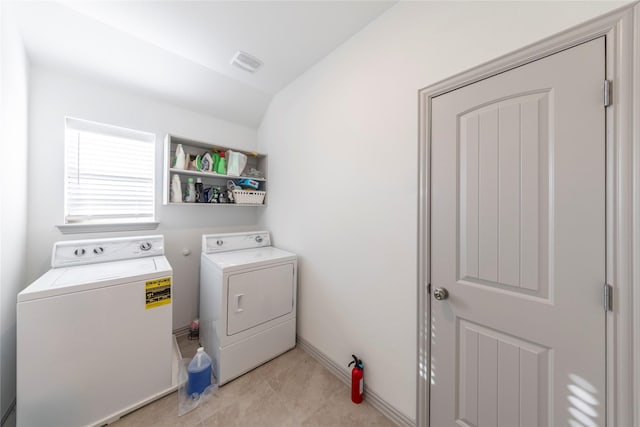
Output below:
[10,1,395,127]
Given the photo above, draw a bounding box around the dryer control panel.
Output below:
[52,235,164,267]
[202,231,271,254]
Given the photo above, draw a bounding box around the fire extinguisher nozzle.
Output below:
[348,354,359,368]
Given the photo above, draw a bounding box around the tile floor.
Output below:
[111,335,394,426]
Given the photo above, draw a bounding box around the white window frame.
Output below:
[57,117,159,234]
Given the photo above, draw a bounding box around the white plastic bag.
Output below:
[226,150,247,177]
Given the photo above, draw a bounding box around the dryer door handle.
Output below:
[234,294,244,313]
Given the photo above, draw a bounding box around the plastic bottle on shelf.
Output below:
[195,178,204,203]
[172,144,186,170]
[212,152,221,173]
[187,347,212,396]
[185,178,196,203]
[170,174,182,203]
[216,151,227,175]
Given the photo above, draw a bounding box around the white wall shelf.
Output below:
[165,202,266,207]
[168,168,266,182]
[163,134,267,206]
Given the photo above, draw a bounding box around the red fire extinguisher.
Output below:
[348,354,364,404]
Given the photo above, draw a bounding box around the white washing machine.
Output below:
[200,231,297,385]
[17,235,179,427]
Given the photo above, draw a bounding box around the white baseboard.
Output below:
[296,335,415,427]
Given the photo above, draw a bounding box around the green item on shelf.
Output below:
[216,152,227,175]
[213,152,221,173]
[191,154,202,171]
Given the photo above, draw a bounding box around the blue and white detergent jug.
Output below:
[187,347,212,396]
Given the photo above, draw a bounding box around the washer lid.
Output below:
[18,256,172,302]
[204,247,296,270]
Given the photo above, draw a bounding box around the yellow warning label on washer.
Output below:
[145,277,172,309]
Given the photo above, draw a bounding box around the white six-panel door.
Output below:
[430,37,605,426]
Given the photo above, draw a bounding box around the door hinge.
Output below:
[604,80,612,107]
[427,283,431,294]
[604,283,613,312]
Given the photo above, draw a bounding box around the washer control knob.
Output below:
[255,236,263,243]
[74,248,86,256]
[93,247,104,255]
[216,240,223,246]
[140,242,152,251]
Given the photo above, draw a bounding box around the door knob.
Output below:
[433,287,449,301]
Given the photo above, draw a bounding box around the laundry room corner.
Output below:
[256,1,627,422]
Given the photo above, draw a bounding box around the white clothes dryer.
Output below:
[17,235,179,427]
[200,231,297,385]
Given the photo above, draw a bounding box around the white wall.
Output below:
[257,0,626,420]
[0,2,29,423]
[27,65,261,330]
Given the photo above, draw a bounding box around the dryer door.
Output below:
[226,263,294,336]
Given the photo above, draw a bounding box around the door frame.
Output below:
[417,3,640,426]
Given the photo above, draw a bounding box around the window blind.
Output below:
[64,118,156,224]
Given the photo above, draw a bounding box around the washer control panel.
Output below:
[52,235,164,268]
[202,231,271,254]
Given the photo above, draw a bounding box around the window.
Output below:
[64,117,156,226]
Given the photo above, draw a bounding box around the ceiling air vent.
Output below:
[230,51,263,73]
